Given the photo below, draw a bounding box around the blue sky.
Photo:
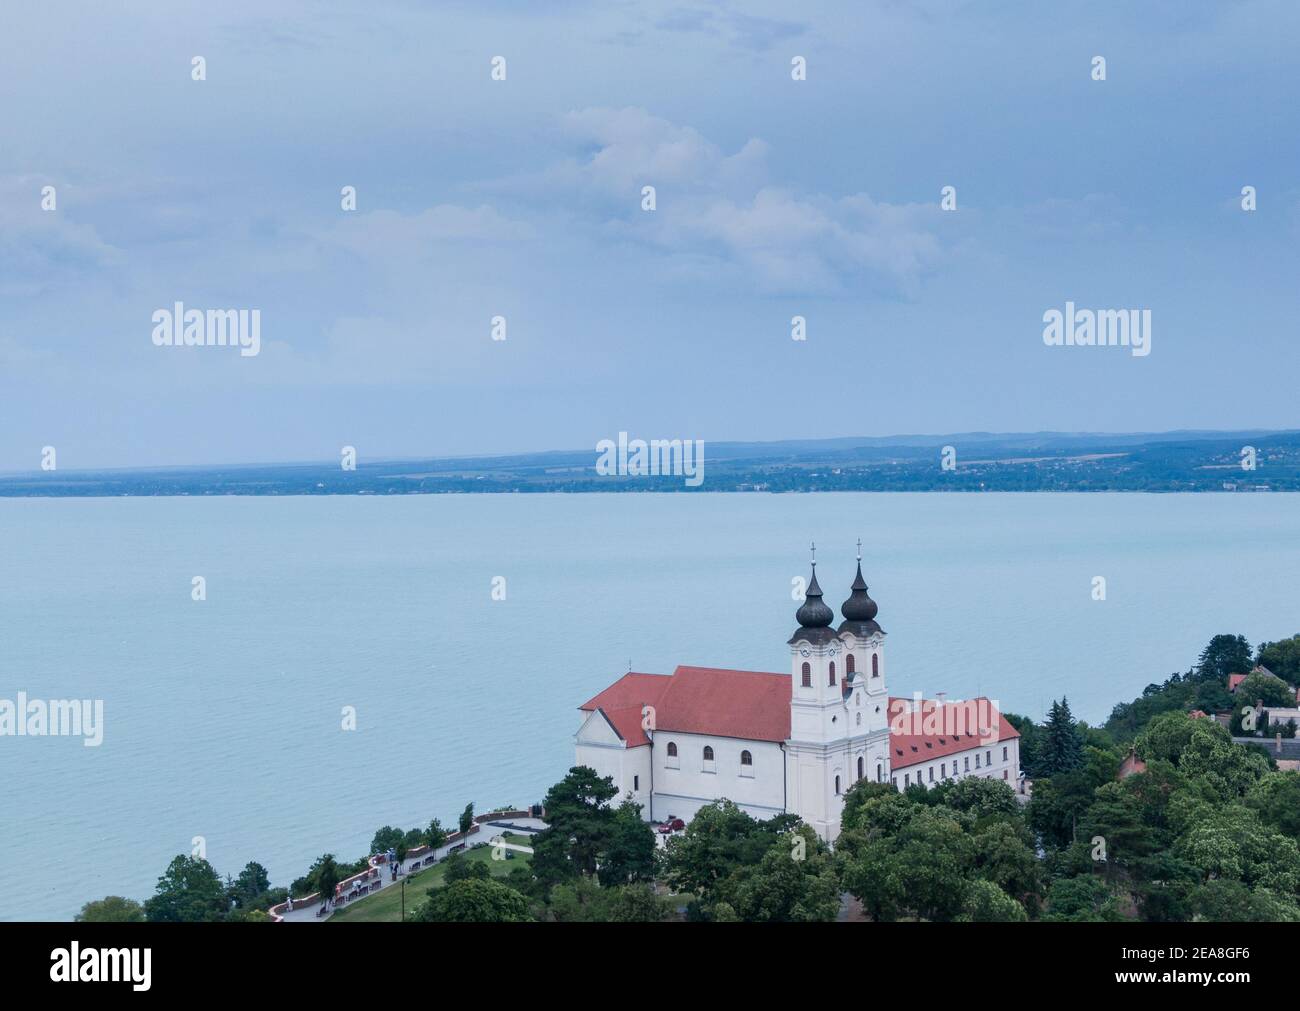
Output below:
[2,0,1298,469]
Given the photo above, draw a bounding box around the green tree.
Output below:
[970,822,1041,909]
[1257,635,1300,682]
[1027,749,1117,850]
[442,851,491,884]
[546,875,612,922]
[412,877,531,923]
[531,766,618,887]
[458,803,475,836]
[370,826,404,856]
[1177,721,1271,798]
[1173,807,1300,892]
[426,817,447,851]
[1191,879,1300,922]
[597,800,657,886]
[841,806,971,922]
[1197,634,1253,681]
[839,780,917,839]
[1084,781,1167,871]
[959,879,1027,922]
[1246,771,1300,840]
[934,776,1020,820]
[75,896,145,922]
[661,799,799,901]
[228,861,272,909]
[309,854,342,909]
[1235,670,1295,708]
[839,837,907,921]
[1042,875,1125,922]
[1040,698,1084,775]
[144,855,229,922]
[710,825,840,923]
[1135,710,1201,764]
[546,877,672,922]
[604,882,674,922]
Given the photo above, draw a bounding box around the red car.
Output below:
[657,817,685,834]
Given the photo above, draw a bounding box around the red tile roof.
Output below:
[582,669,1018,763]
[886,697,1020,769]
[1118,748,1147,779]
[579,673,671,746]
[581,666,791,743]
[1229,674,1248,692]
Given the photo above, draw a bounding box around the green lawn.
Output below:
[329,835,534,923]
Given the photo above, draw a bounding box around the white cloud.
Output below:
[551,108,943,295]
[0,177,121,296]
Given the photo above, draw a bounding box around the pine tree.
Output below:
[1196,634,1253,682]
[1041,697,1083,776]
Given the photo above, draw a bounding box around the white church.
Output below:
[576,547,1022,842]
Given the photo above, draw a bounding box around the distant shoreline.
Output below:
[3,430,1298,497]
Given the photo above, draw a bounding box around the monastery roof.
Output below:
[579,673,671,746]
[887,697,1020,769]
[581,668,1018,759]
[581,667,791,743]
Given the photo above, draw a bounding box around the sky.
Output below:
[1,0,1298,470]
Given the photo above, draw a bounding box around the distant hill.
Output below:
[3,430,1299,496]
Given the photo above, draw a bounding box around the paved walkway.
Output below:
[279,818,547,923]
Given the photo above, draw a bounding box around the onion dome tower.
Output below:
[839,540,883,638]
[788,542,837,645]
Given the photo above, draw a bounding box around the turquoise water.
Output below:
[1,493,1297,921]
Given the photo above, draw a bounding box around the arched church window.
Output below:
[857,756,864,779]
[703,746,714,761]
[872,653,879,677]
[741,750,752,766]
[846,654,855,674]
[666,742,677,757]
[835,775,841,795]
[855,712,861,726]
[801,662,811,687]
[828,661,836,685]
[876,764,883,782]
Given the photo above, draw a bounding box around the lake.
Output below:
[1,492,1297,920]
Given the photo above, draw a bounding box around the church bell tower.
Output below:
[785,542,893,842]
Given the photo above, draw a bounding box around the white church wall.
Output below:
[652,731,785,824]
[574,711,653,815]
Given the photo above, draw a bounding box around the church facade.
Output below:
[575,550,1021,842]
